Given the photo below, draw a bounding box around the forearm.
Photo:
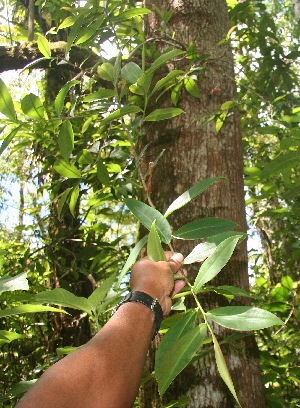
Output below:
[16,302,154,408]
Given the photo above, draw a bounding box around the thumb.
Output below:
[169,253,184,271]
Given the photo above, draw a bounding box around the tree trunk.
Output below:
[139,0,265,407]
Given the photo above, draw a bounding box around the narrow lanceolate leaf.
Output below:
[183,242,216,264]
[156,311,197,364]
[261,151,300,180]
[148,49,184,74]
[0,272,29,294]
[83,89,116,102]
[173,218,237,240]
[37,35,51,58]
[69,184,80,217]
[0,304,68,318]
[21,94,44,120]
[88,273,117,311]
[57,188,72,220]
[118,236,148,284]
[144,107,184,122]
[0,78,17,121]
[0,125,21,156]
[124,198,172,243]
[212,333,241,407]
[147,220,166,261]
[55,80,80,116]
[34,288,92,315]
[207,306,283,331]
[151,70,185,95]
[97,160,110,186]
[58,121,74,161]
[66,13,85,55]
[156,323,207,396]
[102,105,142,124]
[54,159,81,179]
[164,177,223,217]
[193,235,242,293]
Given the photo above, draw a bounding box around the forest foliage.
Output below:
[0,0,300,407]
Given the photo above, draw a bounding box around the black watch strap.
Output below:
[112,291,163,339]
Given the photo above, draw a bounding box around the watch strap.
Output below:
[112,291,163,339]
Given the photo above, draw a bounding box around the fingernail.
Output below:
[171,253,184,263]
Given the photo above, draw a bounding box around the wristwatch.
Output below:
[112,291,163,339]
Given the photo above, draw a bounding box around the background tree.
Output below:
[138,1,264,407]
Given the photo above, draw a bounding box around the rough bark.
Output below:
[139,0,265,407]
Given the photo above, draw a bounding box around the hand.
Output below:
[130,252,185,316]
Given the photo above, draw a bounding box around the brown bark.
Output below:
[139,0,265,407]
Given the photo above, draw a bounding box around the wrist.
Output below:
[112,291,163,339]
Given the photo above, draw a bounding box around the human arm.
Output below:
[15,252,185,408]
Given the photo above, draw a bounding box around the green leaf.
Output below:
[156,311,197,361]
[173,218,237,240]
[124,198,172,243]
[55,80,80,116]
[184,242,217,264]
[216,111,227,133]
[121,62,143,84]
[75,16,105,44]
[212,332,241,407]
[57,188,72,220]
[97,62,114,82]
[58,15,76,30]
[97,160,110,185]
[34,288,92,315]
[145,107,184,122]
[37,35,51,58]
[102,105,142,124]
[54,159,81,179]
[0,304,68,318]
[0,330,23,347]
[147,220,166,261]
[148,49,185,74]
[281,275,293,290]
[58,121,74,161]
[115,7,152,21]
[88,273,117,311]
[215,285,252,299]
[129,73,153,96]
[118,236,148,284]
[156,322,207,396]
[83,89,116,102]
[0,78,17,121]
[0,272,28,294]
[261,151,299,180]
[164,177,223,217]
[270,287,289,303]
[193,235,242,293]
[171,82,183,106]
[184,77,201,98]
[0,125,21,156]
[69,184,79,217]
[207,306,283,331]
[66,12,86,55]
[21,93,44,120]
[151,70,184,95]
